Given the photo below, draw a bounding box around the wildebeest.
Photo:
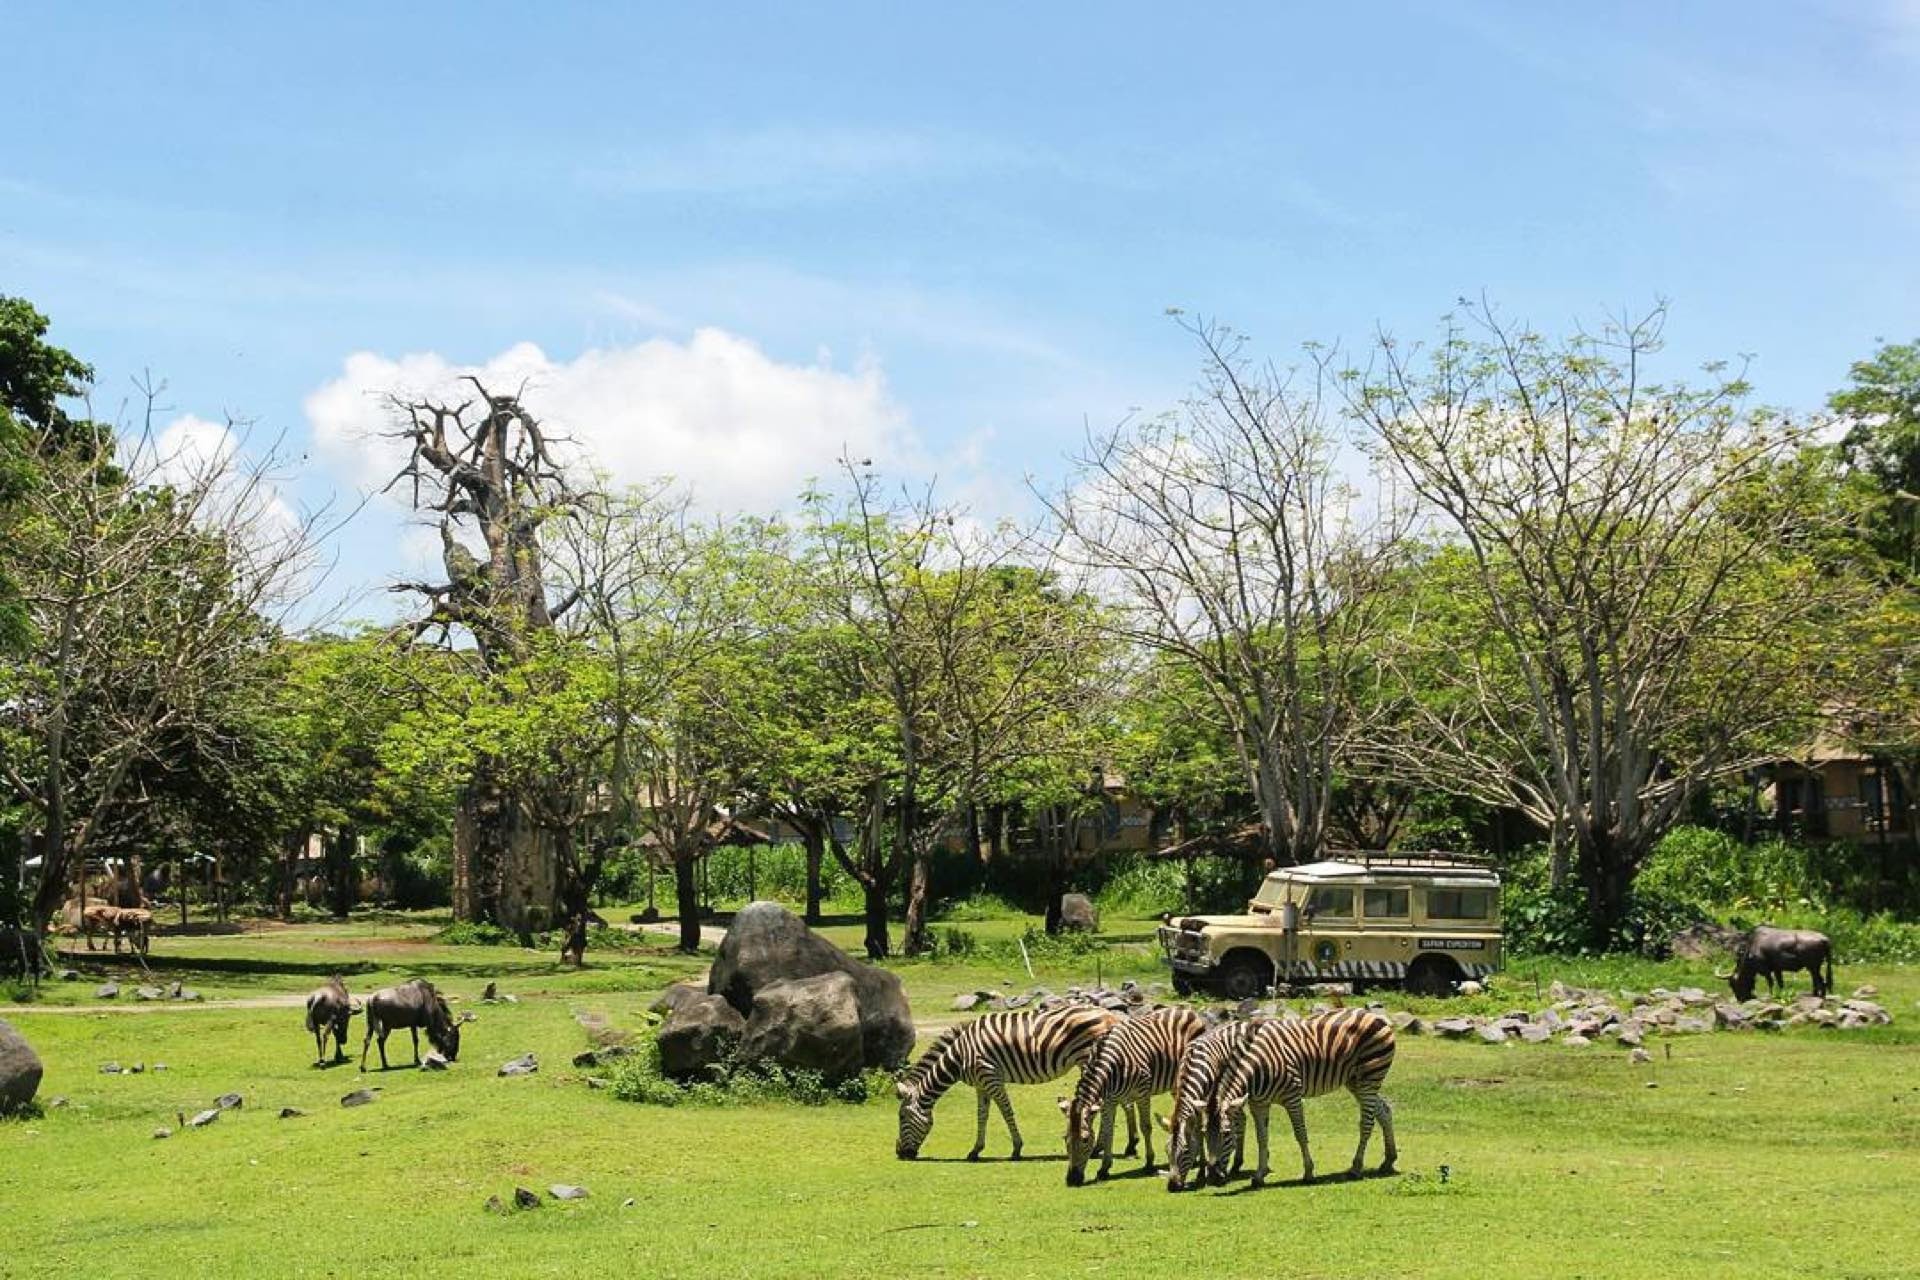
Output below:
[359,978,462,1071]
[1717,925,1834,1001]
[304,976,357,1066]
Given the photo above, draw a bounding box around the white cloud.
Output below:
[305,328,912,515]
[151,414,301,539]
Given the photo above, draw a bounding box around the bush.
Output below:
[938,892,1024,923]
[608,1033,891,1107]
[433,920,517,948]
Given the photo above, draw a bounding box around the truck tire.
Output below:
[1404,954,1461,998]
[1217,951,1273,1001]
[1171,974,1197,997]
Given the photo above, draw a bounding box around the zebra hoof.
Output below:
[965,1150,982,1162]
[1377,1159,1396,1176]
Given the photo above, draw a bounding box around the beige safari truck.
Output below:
[1155,853,1502,999]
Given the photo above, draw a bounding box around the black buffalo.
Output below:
[1718,926,1834,1002]
[359,978,462,1070]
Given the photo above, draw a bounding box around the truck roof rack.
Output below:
[1324,849,1495,870]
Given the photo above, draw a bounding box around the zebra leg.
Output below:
[1251,1100,1274,1188]
[1136,1098,1156,1174]
[1119,1104,1138,1158]
[989,1076,1024,1159]
[1283,1096,1312,1184]
[1349,1086,1377,1178]
[1375,1095,1397,1174]
[1230,1109,1246,1176]
[968,1086,990,1161]
[1096,1103,1118,1180]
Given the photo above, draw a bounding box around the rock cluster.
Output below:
[1406,981,1893,1046]
[950,980,1169,1016]
[656,901,915,1081]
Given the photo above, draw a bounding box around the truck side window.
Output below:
[1363,888,1409,918]
[1427,888,1491,920]
[1306,887,1352,919]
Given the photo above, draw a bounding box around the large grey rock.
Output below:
[1058,893,1099,933]
[738,971,865,1079]
[656,992,746,1080]
[498,1053,539,1077]
[1433,1017,1475,1038]
[707,901,913,1069]
[0,1020,44,1112]
[650,981,705,1017]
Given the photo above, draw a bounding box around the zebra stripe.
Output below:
[1163,1018,1259,1191]
[1210,1008,1397,1186]
[1062,1006,1209,1185]
[895,1005,1123,1161]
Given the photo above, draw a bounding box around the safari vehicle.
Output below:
[1156,852,1502,999]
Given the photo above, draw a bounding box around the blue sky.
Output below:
[5,2,1918,619]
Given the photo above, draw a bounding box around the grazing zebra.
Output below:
[1209,1008,1397,1187]
[1161,1017,1260,1192]
[895,1005,1126,1161]
[1059,1005,1209,1185]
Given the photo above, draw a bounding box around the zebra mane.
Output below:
[899,1025,966,1099]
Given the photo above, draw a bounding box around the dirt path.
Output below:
[0,995,308,1015]
[619,920,729,947]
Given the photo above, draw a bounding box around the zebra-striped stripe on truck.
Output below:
[1161,1016,1260,1192]
[1209,1007,1397,1187]
[1060,1005,1209,1185]
[895,1005,1123,1161]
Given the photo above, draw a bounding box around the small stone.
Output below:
[96,983,119,999]
[187,1108,220,1128]
[176,989,202,1002]
[1852,985,1878,999]
[279,1107,305,1119]
[47,1096,68,1108]
[1562,1034,1591,1047]
[951,993,981,1012]
[1712,1004,1749,1030]
[499,994,518,1004]
[481,982,498,1002]
[152,1127,172,1140]
[127,1063,145,1074]
[1617,1025,1644,1049]
[1671,1017,1710,1035]
[1004,994,1031,1010]
[340,1088,379,1108]
[585,1076,609,1090]
[1643,1080,1659,1089]
[621,1197,636,1208]
[151,1063,168,1072]
[513,1187,542,1210]
[485,1195,509,1215]
[421,1052,449,1071]
[215,1093,244,1110]
[1629,1047,1652,1065]
[135,986,164,1001]
[57,968,79,981]
[572,1049,603,1068]
[498,1053,538,1077]
[1457,980,1485,997]
[99,1062,122,1075]
[1433,1018,1474,1038]
[549,1184,589,1200]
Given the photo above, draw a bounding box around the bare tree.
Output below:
[384,379,591,936]
[1347,302,1841,939]
[1047,317,1408,865]
[2,394,330,935]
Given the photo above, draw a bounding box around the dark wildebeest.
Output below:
[359,978,463,1071]
[305,975,357,1066]
[1717,925,1835,1001]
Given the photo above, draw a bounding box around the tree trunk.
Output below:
[801,821,825,925]
[453,767,560,940]
[326,828,355,919]
[673,854,702,953]
[902,848,933,956]
[276,832,301,920]
[1576,828,1641,949]
[862,878,891,960]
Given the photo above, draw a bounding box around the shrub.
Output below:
[938,892,1024,923]
[433,920,517,948]
[608,1033,890,1107]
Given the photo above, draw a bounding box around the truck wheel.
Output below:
[1218,953,1273,1002]
[1404,955,1460,998]
[1171,974,1196,996]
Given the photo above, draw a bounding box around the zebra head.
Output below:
[1058,1095,1099,1186]
[1207,1091,1248,1185]
[895,1081,932,1159]
[1161,1107,1202,1192]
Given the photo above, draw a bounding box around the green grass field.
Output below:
[3,915,1917,1279]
